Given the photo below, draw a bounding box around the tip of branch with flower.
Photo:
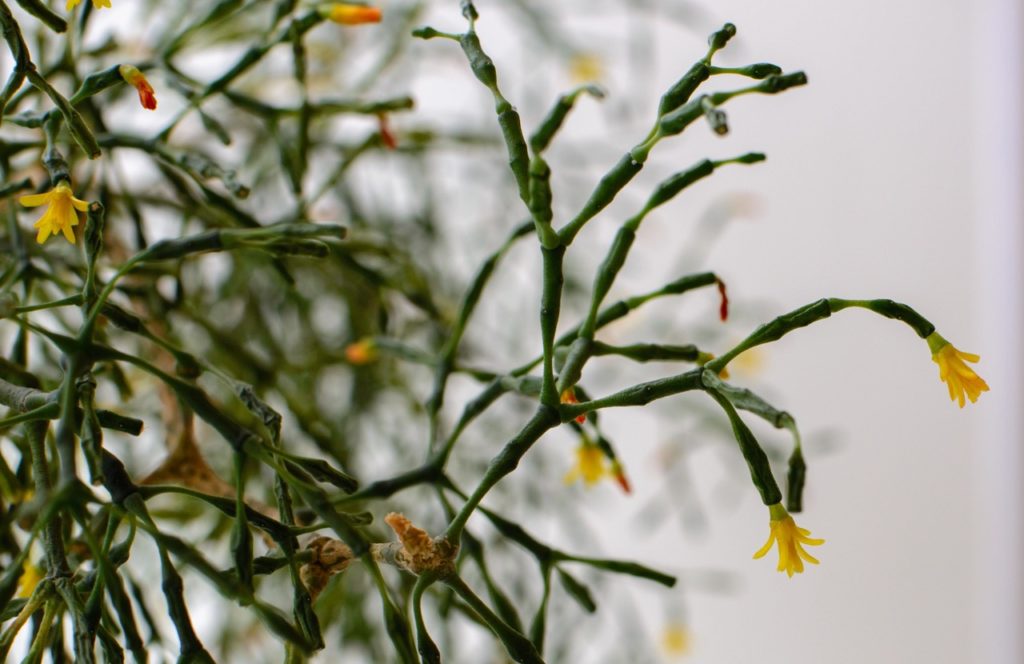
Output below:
[753,503,823,577]
[19,180,88,244]
[927,332,988,408]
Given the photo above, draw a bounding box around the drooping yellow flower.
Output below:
[16,561,44,599]
[19,181,89,245]
[753,503,823,577]
[344,338,378,365]
[661,622,691,657]
[318,3,382,25]
[563,441,609,487]
[927,332,989,408]
[66,0,112,10]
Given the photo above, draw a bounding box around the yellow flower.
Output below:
[66,0,111,9]
[927,332,989,408]
[16,561,44,599]
[661,622,691,657]
[696,352,729,380]
[563,441,609,487]
[732,348,765,376]
[753,503,824,577]
[19,181,89,245]
[318,3,382,25]
[344,338,378,365]
[569,53,603,84]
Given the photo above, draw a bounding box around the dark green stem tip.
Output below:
[735,152,766,164]
[765,71,809,92]
[412,27,444,40]
[746,63,783,79]
[709,23,737,50]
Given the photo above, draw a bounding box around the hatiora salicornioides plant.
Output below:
[0,0,985,662]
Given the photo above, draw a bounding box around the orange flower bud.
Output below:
[716,277,729,322]
[378,113,397,150]
[320,4,382,25]
[345,338,378,365]
[119,65,157,111]
[560,387,586,424]
[610,461,631,494]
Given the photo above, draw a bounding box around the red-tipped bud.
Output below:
[716,277,729,322]
[119,65,157,111]
[611,462,631,494]
[344,338,378,365]
[319,3,382,25]
[378,113,397,150]
[560,388,587,424]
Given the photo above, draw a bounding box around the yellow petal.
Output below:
[956,350,981,363]
[19,192,52,207]
[16,562,44,599]
[796,547,820,565]
[752,531,776,559]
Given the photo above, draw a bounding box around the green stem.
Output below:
[444,575,543,664]
[445,407,559,542]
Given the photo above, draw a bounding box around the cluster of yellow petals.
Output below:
[661,622,691,658]
[320,3,382,25]
[753,503,824,577]
[568,53,603,84]
[19,181,89,245]
[16,561,44,599]
[563,442,609,487]
[927,332,989,408]
[66,0,111,10]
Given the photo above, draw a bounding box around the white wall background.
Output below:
[433,1,1021,662]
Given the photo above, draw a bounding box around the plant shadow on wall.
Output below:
[0,0,987,662]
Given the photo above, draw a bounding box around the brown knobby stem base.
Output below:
[300,536,355,603]
[299,513,458,603]
[372,513,458,578]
